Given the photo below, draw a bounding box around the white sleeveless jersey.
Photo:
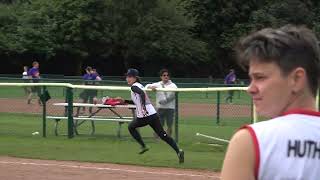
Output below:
[131,82,156,118]
[244,110,320,180]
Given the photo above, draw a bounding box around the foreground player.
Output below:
[221,25,320,180]
[118,69,184,164]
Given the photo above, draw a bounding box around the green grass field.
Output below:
[0,85,252,104]
[0,113,249,171]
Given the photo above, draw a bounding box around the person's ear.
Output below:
[290,67,306,94]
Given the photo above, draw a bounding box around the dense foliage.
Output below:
[1,0,320,77]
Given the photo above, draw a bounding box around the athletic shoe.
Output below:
[178,149,184,164]
[139,146,149,154]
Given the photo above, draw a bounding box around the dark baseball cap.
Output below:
[126,68,139,77]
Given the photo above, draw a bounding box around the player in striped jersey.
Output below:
[117,69,184,164]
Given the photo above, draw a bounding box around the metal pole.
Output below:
[42,86,47,137]
[216,91,220,124]
[64,88,68,116]
[175,92,179,143]
[66,87,74,138]
[317,88,320,111]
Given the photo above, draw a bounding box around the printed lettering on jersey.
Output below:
[287,140,320,159]
[247,112,320,180]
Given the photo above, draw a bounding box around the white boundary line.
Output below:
[196,133,230,143]
[0,161,220,179]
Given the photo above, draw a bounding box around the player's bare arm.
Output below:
[221,129,255,180]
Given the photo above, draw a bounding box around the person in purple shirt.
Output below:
[92,69,102,81]
[224,69,236,103]
[27,61,41,105]
[77,66,92,115]
[90,68,102,104]
[77,66,101,115]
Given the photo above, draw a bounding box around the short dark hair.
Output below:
[236,25,320,96]
[85,66,92,71]
[159,69,170,76]
[32,61,39,66]
[135,76,141,83]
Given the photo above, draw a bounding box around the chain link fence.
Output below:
[0,79,253,142]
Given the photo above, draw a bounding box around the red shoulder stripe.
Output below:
[282,109,320,117]
[240,125,260,180]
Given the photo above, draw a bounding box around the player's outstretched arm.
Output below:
[221,129,256,180]
[145,83,158,91]
[131,86,146,107]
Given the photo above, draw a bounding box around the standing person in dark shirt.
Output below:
[92,69,102,81]
[77,66,93,115]
[90,68,102,105]
[77,67,101,115]
[224,69,236,103]
[27,61,41,105]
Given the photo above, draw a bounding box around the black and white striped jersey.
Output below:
[131,82,156,118]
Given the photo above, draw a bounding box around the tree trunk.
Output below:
[123,49,130,70]
[75,58,84,75]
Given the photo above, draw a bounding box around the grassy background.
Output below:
[0,85,252,104]
[0,82,252,170]
[0,113,249,170]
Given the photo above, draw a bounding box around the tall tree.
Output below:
[0,0,209,75]
[105,0,209,72]
[183,0,259,74]
[183,0,320,76]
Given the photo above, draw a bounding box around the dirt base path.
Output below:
[0,156,220,180]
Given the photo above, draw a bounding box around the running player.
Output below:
[117,69,184,164]
[221,25,320,179]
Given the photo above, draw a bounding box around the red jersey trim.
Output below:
[241,125,260,180]
[282,109,320,117]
